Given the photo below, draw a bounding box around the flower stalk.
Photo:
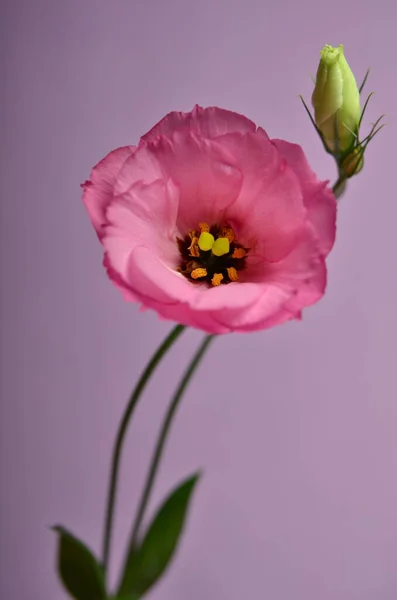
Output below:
[117,333,215,596]
[101,324,185,580]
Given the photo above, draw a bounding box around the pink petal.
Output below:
[218,132,307,262]
[103,253,141,303]
[127,246,263,311]
[265,225,328,313]
[141,105,257,144]
[127,246,305,334]
[283,258,327,314]
[82,146,135,236]
[209,281,294,332]
[128,246,195,303]
[140,296,232,334]
[103,179,180,281]
[143,132,243,232]
[109,179,179,243]
[113,143,165,195]
[272,139,337,256]
[123,249,231,333]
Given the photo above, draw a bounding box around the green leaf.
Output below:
[52,525,106,600]
[118,473,200,598]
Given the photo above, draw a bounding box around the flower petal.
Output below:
[113,144,164,195]
[209,282,294,332]
[103,253,141,302]
[82,146,135,236]
[103,179,180,280]
[218,132,307,262]
[105,245,268,333]
[272,139,337,255]
[143,132,243,232]
[265,225,328,313]
[127,246,263,310]
[141,105,257,144]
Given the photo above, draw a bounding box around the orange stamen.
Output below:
[191,267,208,279]
[222,226,236,243]
[211,273,224,286]
[188,237,200,257]
[199,222,210,233]
[227,267,239,281]
[232,247,246,259]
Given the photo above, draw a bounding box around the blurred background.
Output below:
[1,0,396,598]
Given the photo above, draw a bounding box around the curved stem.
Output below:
[118,334,215,595]
[101,324,185,578]
[332,174,347,200]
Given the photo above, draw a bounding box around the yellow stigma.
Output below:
[198,231,215,251]
[199,222,210,233]
[212,237,230,257]
[191,267,208,279]
[232,247,246,259]
[211,273,224,286]
[227,267,239,281]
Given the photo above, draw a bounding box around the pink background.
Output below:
[1,1,397,598]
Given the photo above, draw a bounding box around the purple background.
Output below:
[1,1,397,598]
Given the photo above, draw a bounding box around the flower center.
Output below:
[177,222,248,286]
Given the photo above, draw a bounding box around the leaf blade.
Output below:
[53,525,106,600]
[118,473,200,597]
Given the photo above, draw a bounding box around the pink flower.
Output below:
[82,106,336,334]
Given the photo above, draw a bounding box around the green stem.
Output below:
[101,324,185,579]
[332,174,347,200]
[118,334,215,595]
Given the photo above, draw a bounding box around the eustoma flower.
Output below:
[83,106,336,334]
[54,47,383,600]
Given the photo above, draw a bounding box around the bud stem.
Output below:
[332,173,348,200]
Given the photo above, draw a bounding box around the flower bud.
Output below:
[312,44,361,155]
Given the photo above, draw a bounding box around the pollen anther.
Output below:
[211,273,224,286]
[222,226,236,243]
[188,236,200,257]
[199,222,210,233]
[191,268,208,279]
[232,247,246,259]
[227,267,239,281]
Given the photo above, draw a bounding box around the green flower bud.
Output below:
[312,44,361,155]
